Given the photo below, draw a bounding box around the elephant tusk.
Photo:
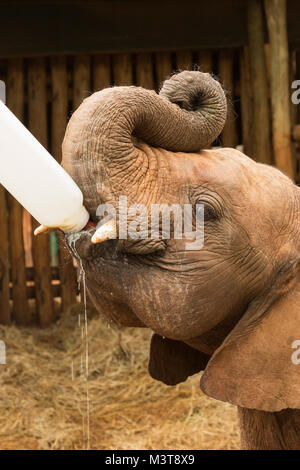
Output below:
[91,219,117,244]
[34,224,54,236]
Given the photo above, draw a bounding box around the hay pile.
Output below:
[0,303,239,450]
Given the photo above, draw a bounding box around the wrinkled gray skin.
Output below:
[62,71,300,449]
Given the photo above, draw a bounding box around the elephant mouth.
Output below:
[68,227,168,261]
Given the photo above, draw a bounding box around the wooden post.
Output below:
[290,50,297,126]
[6,58,29,325]
[218,49,238,148]
[28,58,55,326]
[264,0,293,178]
[0,187,10,324]
[264,43,271,92]
[240,47,254,156]
[247,0,272,164]
[176,50,193,71]
[297,52,300,125]
[73,55,91,110]
[155,52,173,90]
[112,53,133,86]
[136,53,154,89]
[93,54,111,91]
[51,56,78,314]
[294,51,300,183]
[197,50,213,73]
[0,74,10,324]
[289,49,298,179]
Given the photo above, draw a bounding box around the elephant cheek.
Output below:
[126,282,201,340]
[87,282,145,327]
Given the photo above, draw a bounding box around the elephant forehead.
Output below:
[170,147,293,200]
[169,148,254,187]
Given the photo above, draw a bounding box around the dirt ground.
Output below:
[0,303,239,450]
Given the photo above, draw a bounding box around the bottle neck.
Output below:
[61,205,89,233]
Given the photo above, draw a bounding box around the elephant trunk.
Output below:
[62,71,227,216]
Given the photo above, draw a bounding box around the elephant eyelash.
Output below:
[203,204,218,221]
[195,202,219,222]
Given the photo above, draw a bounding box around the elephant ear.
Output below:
[149,334,210,386]
[200,269,300,412]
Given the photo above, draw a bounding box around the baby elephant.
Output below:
[62,70,300,450]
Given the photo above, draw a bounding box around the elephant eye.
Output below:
[204,204,217,221]
[196,203,217,222]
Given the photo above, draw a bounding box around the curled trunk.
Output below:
[62,71,227,215]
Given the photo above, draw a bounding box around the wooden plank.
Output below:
[27,57,55,326]
[197,50,213,73]
[0,1,251,57]
[176,50,193,71]
[0,178,10,324]
[0,61,11,324]
[136,53,154,89]
[291,51,300,182]
[247,0,272,164]
[10,283,64,301]
[264,0,294,178]
[10,266,60,283]
[50,57,68,157]
[239,47,253,157]
[264,43,271,92]
[73,55,91,110]
[155,52,173,90]
[51,55,78,313]
[112,54,133,86]
[297,51,300,125]
[289,49,298,178]
[218,49,238,148]
[93,54,111,91]
[293,125,300,142]
[23,210,33,267]
[290,50,297,126]
[6,58,29,325]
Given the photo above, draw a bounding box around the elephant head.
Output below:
[62,71,300,413]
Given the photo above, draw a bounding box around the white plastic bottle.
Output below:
[0,100,89,233]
